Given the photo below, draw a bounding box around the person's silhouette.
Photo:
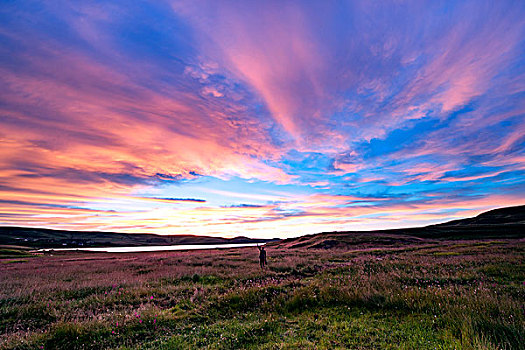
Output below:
[257,245,267,268]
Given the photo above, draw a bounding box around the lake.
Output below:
[39,242,262,253]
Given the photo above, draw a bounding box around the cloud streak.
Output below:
[0,0,523,237]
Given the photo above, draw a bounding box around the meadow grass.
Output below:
[0,239,523,349]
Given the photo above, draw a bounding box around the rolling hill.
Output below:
[0,226,273,249]
[1,205,523,250]
[269,205,525,249]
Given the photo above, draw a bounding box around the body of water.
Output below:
[39,242,262,253]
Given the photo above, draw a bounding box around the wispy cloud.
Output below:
[0,0,523,237]
[134,197,206,203]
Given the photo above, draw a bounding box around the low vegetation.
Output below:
[0,239,523,349]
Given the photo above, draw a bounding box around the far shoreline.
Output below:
[38,242,263,253]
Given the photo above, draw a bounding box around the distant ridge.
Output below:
[270,205,525,249]
[0,227,273,249]
[432,205,525,226]
[1,205,523,250]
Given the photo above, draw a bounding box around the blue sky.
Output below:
[0,0,524,238]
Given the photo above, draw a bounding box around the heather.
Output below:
[1,239,523,349]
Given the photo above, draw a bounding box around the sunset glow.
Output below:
[1,1,524,238]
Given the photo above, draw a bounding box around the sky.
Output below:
[0,0,524,239]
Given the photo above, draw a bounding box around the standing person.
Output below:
[257,245,267,268]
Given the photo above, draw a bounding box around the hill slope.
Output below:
[0,227,272,249]
[2,205,522,249]
[270,205,525,249]
[433,205,525,226]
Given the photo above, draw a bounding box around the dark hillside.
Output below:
[432,205,525,226]
[269,205,525,249]
[0,226,272,248]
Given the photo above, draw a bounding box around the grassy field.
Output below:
[0,239,523,349]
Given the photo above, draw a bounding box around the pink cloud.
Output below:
[171,1,347,151]
[0,41,291,187]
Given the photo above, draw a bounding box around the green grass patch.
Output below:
[129,307,463,350]
[0,248,33,258]
[0,259,28,264]
[433,252,460,256]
